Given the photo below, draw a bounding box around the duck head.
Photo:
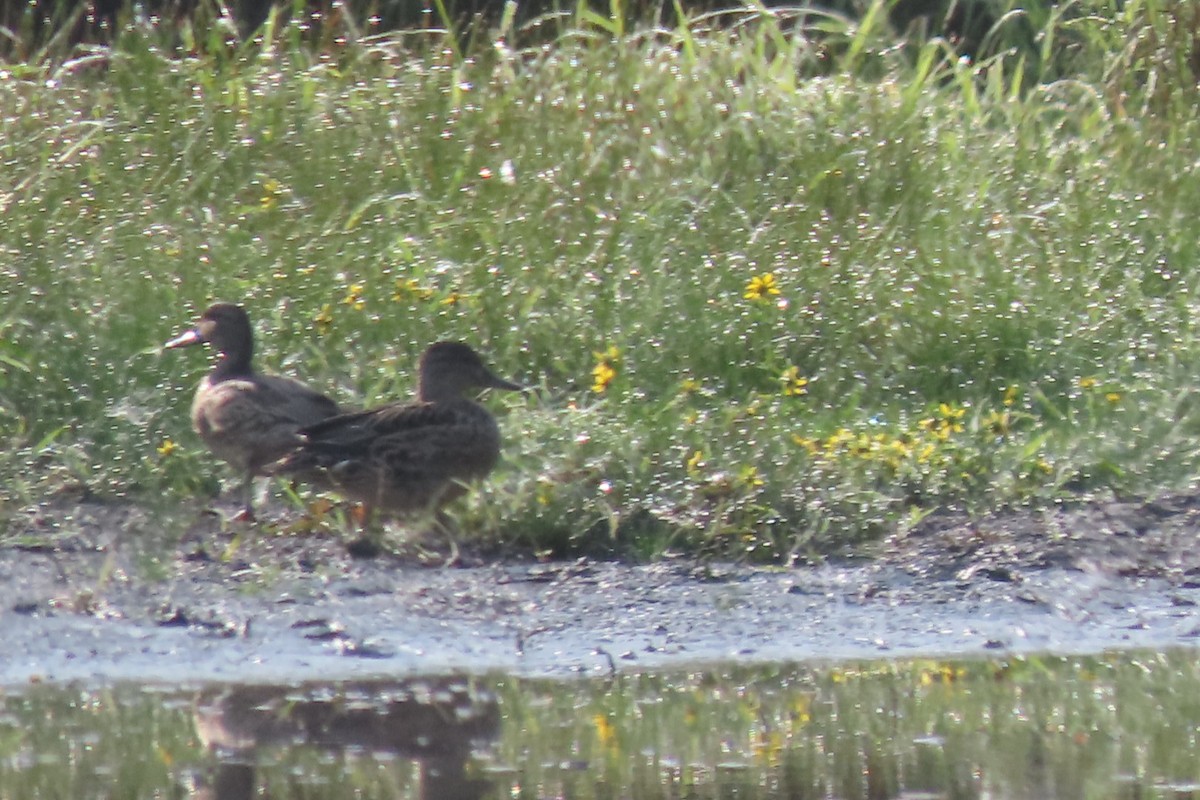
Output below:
[165,302,255,372]
[417,341,524,403]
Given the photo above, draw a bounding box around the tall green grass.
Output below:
[4,0,1200,559]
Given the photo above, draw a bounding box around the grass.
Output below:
[4,0,1200,560]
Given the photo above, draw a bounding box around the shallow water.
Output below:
[4,650,1200,799]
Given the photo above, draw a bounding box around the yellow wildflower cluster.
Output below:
[791,403,975,478]
[393,278,435,303]
[303,277,472,337]
[810,428,932,473]
[778,384,1074,500]
[1077,375,1122,404]
[918,661,969,686]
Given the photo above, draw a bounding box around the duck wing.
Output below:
[270,401,448,472]
[362,405,500,481]
[276,400,498,482]
[257,374,341,426]
[297,400,448,447]
[193,376,336,472]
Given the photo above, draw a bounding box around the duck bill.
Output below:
[486,372,526,393]
[164,328,204,349]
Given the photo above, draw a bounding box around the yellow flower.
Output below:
[753,729,785,767]
[441,291,469,306]
[780,366,808,397]
[825,427,853,453]
[392,278,434,302]
[1077,376,1097,390]
[679,377,701,395]
[849,433,873,458]
[342,283,366,310]
[593,345,621,364]
[920,663,965,685]
[791,434,819,455]
[1003,384,1019,407]
[984,410,1011,436]
[259,177,283,210]
[593,714,615,746]
[791,694,812,725]
[1105,392,1121,403]
[591,346,621,394]
[156,439,176,457]
[930,403,965,437]
[685,449,705,477]
[743,272,781,301]
[314,303,334,335]
[938,403,965,422]
[592,361,616,393]
[738,465,764,488]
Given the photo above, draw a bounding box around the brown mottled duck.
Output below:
[165,302,339,520]
[266,341,523,555]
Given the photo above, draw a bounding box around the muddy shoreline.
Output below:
[4,493,1200,686]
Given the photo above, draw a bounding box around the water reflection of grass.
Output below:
[493,654,1200,799]
[5,652,1200,797]
[5,4,1200,558]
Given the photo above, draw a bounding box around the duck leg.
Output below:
[429,509,461,568]
[345,504,382,559]
[231,472,256,523]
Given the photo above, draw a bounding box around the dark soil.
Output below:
[4,492,1200,687]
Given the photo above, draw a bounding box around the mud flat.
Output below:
[4,493,1200,686]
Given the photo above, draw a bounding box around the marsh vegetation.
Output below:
[3,1,1200,559]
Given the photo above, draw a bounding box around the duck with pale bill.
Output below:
[165,302,340,521]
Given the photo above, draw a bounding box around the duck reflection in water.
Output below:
[191,677,500,800]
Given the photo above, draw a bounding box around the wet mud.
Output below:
[5,492,1200,686]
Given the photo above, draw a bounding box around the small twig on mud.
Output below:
[593,647,617,677]
[516,626,553,655]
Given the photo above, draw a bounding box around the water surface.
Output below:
[4,650,1199,798]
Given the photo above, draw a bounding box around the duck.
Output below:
[266,341,523,553]
[165,302,340,521]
